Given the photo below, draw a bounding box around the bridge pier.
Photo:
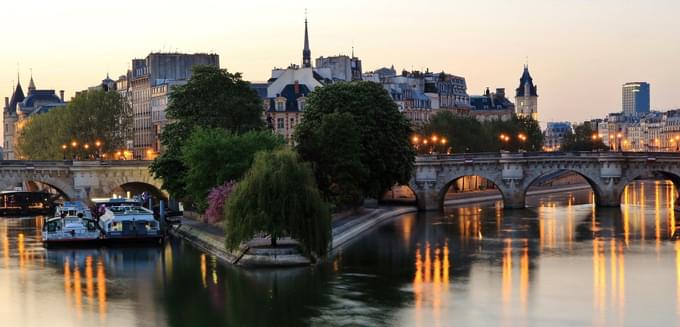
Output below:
[502,192,526,209]
[414,187,442,211]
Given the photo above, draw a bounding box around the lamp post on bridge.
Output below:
[61,144,67,160]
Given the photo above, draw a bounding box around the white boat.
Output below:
[98,204,162,242]
[42,202,101,245]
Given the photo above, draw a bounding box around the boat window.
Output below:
[46,221,61,233]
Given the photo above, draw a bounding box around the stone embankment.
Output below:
[170,182,591,267]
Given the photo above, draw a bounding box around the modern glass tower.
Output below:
[622,82,650,116]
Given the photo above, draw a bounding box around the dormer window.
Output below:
[275,98,286,112]
[298,97,306,111]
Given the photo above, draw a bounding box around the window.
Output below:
[275,100,285,112]
[277,118,284,129]
[298,98,306,111]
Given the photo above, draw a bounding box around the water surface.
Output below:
[1,181,678,326]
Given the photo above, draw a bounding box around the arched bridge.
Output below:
[410,152,680,211]
[0,160,164,202]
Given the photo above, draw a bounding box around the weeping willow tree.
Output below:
[223,148,331,257]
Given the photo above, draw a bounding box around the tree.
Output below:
[295,81,415,203]
[561,122,608,151]
[294,112,367,208]
[17,90,131,160]
[150,65,265,199]
[419,111,490,153]
[483,115,543,152]
[224,149,331,257]
[181,128,284,210]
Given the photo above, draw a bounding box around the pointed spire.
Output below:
[28,69,36,93]
[302,10,311,68]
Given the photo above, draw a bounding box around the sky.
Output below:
[0,0,679,125]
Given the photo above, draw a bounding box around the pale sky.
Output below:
[1,0,679,125]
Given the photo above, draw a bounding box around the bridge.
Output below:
[0,160,163,202]
[410,152,680,211]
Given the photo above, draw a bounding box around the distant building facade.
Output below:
[128,53,219,158]
[543,122,572,151]
[364,68,471,126]
[3,75,65,160]
[515,65,538,121]
[263,17,330,143]
[469,88,515,122]
[622,82,650,116]
[315,53,362,81]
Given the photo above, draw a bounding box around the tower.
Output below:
[302,16,311,68]
[4,78,24,160]
[515,65,538,121]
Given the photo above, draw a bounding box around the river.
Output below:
[1,181,678,326]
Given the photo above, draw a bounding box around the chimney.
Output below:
[294,80,300,95]
[59,90,65,102]
[496,88,505,98]
[4,97,8,108]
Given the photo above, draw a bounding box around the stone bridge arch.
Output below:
[0,171,77,200]
[410,152,680,211]
[85,169,167,200]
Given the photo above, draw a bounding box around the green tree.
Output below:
[484,115,543,152]
[419,111,490,153]
[150,65,265,199]
[294,112,367,208]
[224,148,331,257]
[181,128,284,211]
[17,90,131,160]
[295,81,415,203]
[561,122,608,151]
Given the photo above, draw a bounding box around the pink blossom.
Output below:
[204,181,236,224]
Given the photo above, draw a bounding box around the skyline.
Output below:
[1,0,679,124]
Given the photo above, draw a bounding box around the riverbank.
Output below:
[170,182,591,267]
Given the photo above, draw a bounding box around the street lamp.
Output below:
[71,141,78,159]
[61,144,67,160]
[616,133,623,152]
[95,140,102,159]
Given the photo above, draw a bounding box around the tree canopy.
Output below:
[181,127,284,211]
[17,90,131,160]
[418,112,544,153]
[294,81,415,205]
[150,65,265,199]
[560,122,608,152]
[224,148,331,257]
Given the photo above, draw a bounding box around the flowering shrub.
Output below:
[204,181,236,224]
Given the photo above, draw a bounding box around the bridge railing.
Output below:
[0,160,153,167]
[415,151,679,162]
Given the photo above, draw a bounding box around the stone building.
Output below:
[128,53,219,158]
[515,65,538,121]
[543,122,572,151]
[469,88,515,122]
[364,68,471,126]
[3,75,65,160]
[263,17,343,143]
[315,52,362,81]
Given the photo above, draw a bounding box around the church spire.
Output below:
[28,70,36,93]
[302,11,311,68]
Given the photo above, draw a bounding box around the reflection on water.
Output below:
[1,181,680,326]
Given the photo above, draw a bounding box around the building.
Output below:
[469,88,515,122]
[515,65,538,121]
[315,53,362,81]
[622,82,650,116]
[543,122,572,151]
[128,53,219,158]
[3,75,65,160]
[264,17,327,142]
[365,68,471,126]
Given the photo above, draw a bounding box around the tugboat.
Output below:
[42,202,101,246]
[97,202,163,243]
